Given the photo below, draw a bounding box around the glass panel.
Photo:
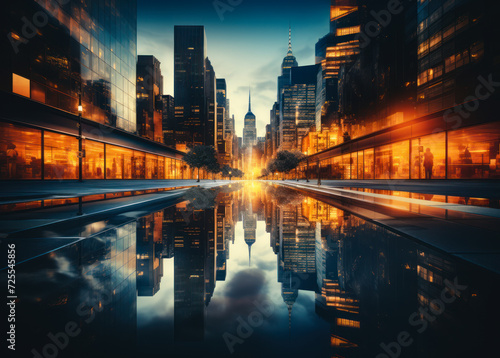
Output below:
[341,154,351,179]
[165,158,172,179]
[13,73,30,98]
[83,140,104,179]
[357,151,364,179]
[158,156,165,179]
[375,144,392,179]
[146,154,158,180]
[44,132,79,179]
[392,140,410,179]
[106,145,133,179]
[411,132,446,179]
[133,151,145,179]
[0,122,42,179]
[364,149,374,179]
[448,124,500,179]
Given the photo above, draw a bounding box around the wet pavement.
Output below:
[1,182,500,358]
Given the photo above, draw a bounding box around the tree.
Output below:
[267,150,305,180]
[231,168,244,178]
[182,145,218,182]
[207,161,221,181]
[220,165,232,179]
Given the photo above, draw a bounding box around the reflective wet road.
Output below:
[3,182,500,358]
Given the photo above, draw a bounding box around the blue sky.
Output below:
[137,0,330,137]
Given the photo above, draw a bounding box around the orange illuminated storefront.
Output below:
[0,121,194,180]
[298,121,500,180]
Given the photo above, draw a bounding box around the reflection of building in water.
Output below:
[281,276,298,334]
[278,202,317,291]
[137,211,164,296]
[13,220,138,358]
[173,202,214,341]
[242,194,257,266]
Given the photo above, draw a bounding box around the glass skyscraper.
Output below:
[4,0,137,132]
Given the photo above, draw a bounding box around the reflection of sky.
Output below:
[137,213,329,357]
[137,0,330,137]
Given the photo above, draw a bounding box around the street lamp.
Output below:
[78,93,84,183]
[229,171,232,181]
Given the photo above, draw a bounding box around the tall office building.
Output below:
[205,58,216,147]
[279,65,319,151]
[1,0,189,182]
[3,0,138,133]
[277,27,299,104]
[242,91,257,148]
[315,0,360,130]
[137,55,163,143]
[174,26,208,151]
[162,94,175,147]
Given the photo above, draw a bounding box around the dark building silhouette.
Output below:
[174,26,209,151]
[137,55,163,143]
[162,94,175,148]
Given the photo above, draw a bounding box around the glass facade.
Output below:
[4,0,137,132]
[301,124,500,180]
[0,122,192,180]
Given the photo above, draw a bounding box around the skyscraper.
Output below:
[136,55,163,143]
[162,94,175,147]
[242,90,257,148]
[279,65,320,151]
[174,26,208,151]
[205,58,216,147]
[277,27,299,104]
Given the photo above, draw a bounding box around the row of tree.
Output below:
[182,145,244,182]
[261,150,305,179]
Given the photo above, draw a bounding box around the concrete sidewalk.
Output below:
[0,179,234,203]
[280,179,500,199]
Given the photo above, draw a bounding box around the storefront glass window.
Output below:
[106,145,133,179]
[392,140,410,179]
[146,154,158,179]
[84,140,104,179]
[44,132,79,179]
[411,132,446,179]
[448,124,500,179]
[0,122,42,179]
[364,149,374,179]
[133,151,145,179]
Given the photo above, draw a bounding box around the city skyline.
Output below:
[137,0,330,137]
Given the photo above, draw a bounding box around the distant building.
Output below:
[162,95,175,148]
[277,27,299,104]
[243,91,257,148]
[174,26,208,151]
[137,55,163,143]
[279,64,319,151]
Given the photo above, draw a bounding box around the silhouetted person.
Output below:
[424,148,434,179]
[7,143,18,179]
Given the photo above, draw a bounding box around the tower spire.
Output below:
[287,25,293,54]
[248,88,251,112]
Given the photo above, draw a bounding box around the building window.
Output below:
[411,133,446,179]
[106,145,133,179]
[84,140,105,179]
[44,132,79,180]
[12,74,30,98]
[448,124,500,179]
[0,122,42,180]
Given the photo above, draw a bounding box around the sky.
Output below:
[137,0,330,138]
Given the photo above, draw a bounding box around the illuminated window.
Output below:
[0,122,42,180]
[336,318,360,328]
[44,132,79,180]
[12,73,30,98]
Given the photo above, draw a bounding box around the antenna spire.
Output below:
[248,88,251,112]
[288,25,293,54]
